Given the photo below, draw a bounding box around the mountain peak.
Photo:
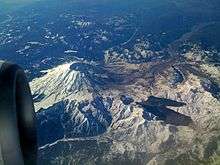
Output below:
[31,62,93,112]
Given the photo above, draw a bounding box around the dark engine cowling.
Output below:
[0,61,37,165]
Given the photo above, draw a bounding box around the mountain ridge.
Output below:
[31,47,220,164]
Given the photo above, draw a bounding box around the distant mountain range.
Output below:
[1,0,220,164]
[31,45,220,164]
[0,0,42,13]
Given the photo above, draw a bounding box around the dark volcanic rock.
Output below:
[120,95,134,105]
[137,96,192,126]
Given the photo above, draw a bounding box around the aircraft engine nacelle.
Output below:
[0,61,37,165]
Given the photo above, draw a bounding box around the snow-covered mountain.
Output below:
[31,62,113,145]
[31,50,220,164]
